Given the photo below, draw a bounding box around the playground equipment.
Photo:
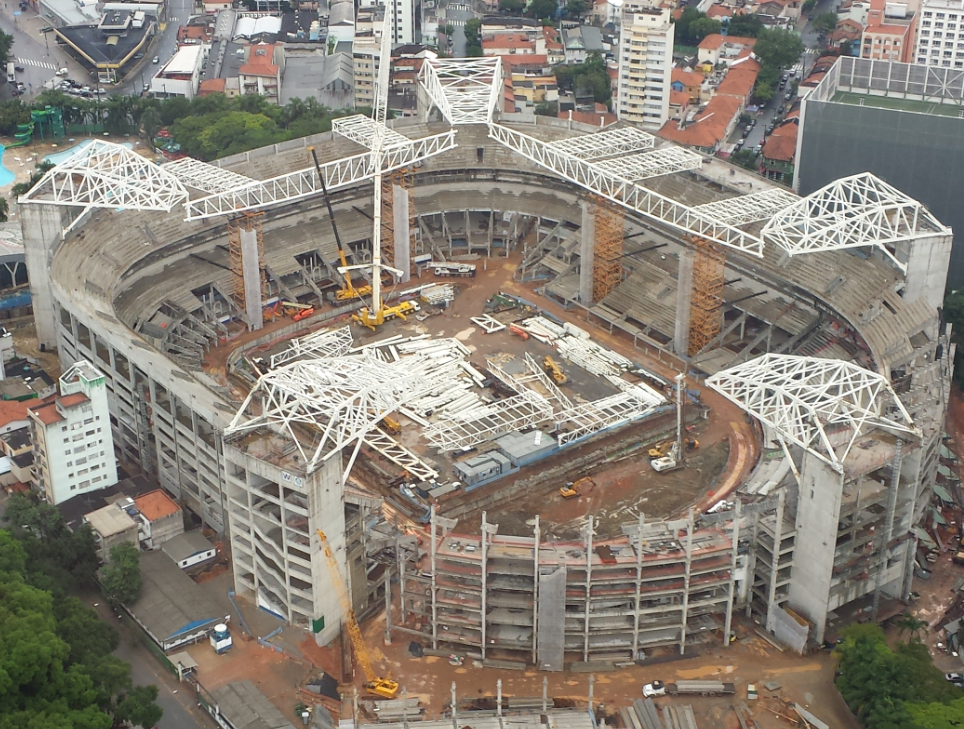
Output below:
[8,107,66,148]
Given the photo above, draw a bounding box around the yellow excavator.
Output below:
[309,147,372,302]
[561,476,594,498]
[316,529,399,699]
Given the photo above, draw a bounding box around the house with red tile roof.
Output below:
[657,93,743,153]
[134,490,184,549]
[715,56,760,104]
[761,119,798,181]
[697,34,757,65]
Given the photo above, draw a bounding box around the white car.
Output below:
[55,68,68,77]
[152,56,159,64]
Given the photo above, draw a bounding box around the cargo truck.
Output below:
[642,680,735,697]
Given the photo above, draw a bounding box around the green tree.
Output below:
[140,106,162,148]
[674,7,713,45]
[895,612,928,643]
[535,100,558,116]
[0,30,13,67]
[499,0,525,12]
[115,684,164,729]
[565,0,589,18]
[726,13,763,37]
[812,12,838,39]
[527,0,558,21]
[443,24,455,36]
[689,17,722,42]
[553,51,611,104]
[99,543,141,607]
[0,196,8,224]
[753,80,775,103]
[754,27,805,72]
[730,149,759,170]
[908,698,964,729]
[464,17,482,46]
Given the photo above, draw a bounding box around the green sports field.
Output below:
[831,91,964,117]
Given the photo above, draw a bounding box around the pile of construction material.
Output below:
[622,699,698,729]
[420,284,456,307]
[518,316,636,378]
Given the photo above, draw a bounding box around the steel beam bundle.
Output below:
[423,391,554,452]
[269,325,354,368]
[556,384,666,447]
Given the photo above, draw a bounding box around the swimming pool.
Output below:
[44,139,134,166]
[0,146,15,187]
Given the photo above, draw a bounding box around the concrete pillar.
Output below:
[392,184,410,282]
[787,452,844,644]
[675,249,694,358]
[239,227,263,331]
[21,203,70,349]
[579,201,594,304]
[765,489,786,633]
[900,231,952,311]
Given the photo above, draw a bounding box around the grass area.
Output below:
[832,90,964,117]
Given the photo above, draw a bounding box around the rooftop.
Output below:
[58,474,158,532]
[28,399,63,426]
[209,682,297,729]
[657,94,743,148]
[698,33,757,50]
[55,22,152,68]
[162,530,215,563]
[134,489,181,522]
[84,502,137,538]
[0,398,31,428]
[161,45,203,77]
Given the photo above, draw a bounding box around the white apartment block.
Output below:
[615,2,674,129]
[358,0,415,45]
[29,360,117,505]
[914,0,964,67]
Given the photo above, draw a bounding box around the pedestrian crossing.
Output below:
[448,18,467,26]
[16,57,57,70]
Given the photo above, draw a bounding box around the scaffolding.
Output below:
[591,196,624,303]
[687,237,726,357]
[228,212,267,326]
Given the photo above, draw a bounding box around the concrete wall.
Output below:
[769,603,809,653]
[21,204,68,349]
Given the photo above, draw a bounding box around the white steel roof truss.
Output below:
[556,385,665,446]
[164,157,256,194]
[694,188,799,226]
[20,140,188,211]
[419,57,503,125]
[488,123,764,257]
[706,354,918,472]
[269,325,354,368]
[363,429,439,481]
[547,127,655,160]
[762,172,949,270]
[183,130,457,220]
[601,147,703,181]
[332,114,411,149]
[423,391,554,452]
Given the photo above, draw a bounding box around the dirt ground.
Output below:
[357,609,858,729]
[10,319,61,377]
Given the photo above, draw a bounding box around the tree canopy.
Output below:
[812,12,838,37]
[726,13,764,38]
[0,526,163,729]
[527,0,558,20]
[553,51,612,104]
[674,8,722,46]
[0,31,13,69]
[752,27,805,99]
[99,543,142,608]
[498,0,525,13]
[835,622,964,729]
[464,17,483,56]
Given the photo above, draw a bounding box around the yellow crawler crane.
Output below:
[316,529,399,699]
[543,355,567,384]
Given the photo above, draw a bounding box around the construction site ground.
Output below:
[227,250,757,537]
[353,609,859,729]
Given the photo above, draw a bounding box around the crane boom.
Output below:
[316,529,399,698]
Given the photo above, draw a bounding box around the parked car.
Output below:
[55,68,68,77]
[753,144,763,154]
[785,91,793,101]
[946,673,964,683]
[741,128,750,138]
[133,53,144,60]
[152,56,159,64]
[13,65,24,72]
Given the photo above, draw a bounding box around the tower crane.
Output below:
[316,529,400,699]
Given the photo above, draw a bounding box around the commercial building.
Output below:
[28,360,116,505]
[794,55,964,287]
[150,45,206,99]
[84,499,139,561]
[614,3,674,129]
[53,10,156,83]
[914,0,964,66]
[239,43,285,103]
[861,0,915,62]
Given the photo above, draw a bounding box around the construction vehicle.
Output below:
[316,529,400,699]
[352,300,420,330]
[379,415,402,435]
[293,306,315,322]
[509,324,529,340]
[309,147,372,303]
[643,680,735,697]
[432,262,476,277]
[648,441,672,459]
[652,373,688,474]
[560,476,594,498]
[543,355,567,384]
[684,437,699,451]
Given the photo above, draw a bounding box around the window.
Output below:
[66,461,72,467]
[72,434,82,442]
[73,445,85,454]
[61,426,67,432]
[79,480,90,489]
[84,418,93,425]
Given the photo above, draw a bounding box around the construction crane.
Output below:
[308,147,373,303]
[543,355,567,384]
[316,529,400,699]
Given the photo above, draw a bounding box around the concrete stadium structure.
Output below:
[18,63,955,659]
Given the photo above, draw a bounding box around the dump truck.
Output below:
[642,680,735,697]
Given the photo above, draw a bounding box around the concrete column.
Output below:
[674,249,695,358]
[765,490,785,633]
[21,203,70,349]
[901,231,952,311]
[531,515,540,665]
[239,227,263,331]
[579,201,594,304]
[723,500,741,647]
[787,453,844,644]
[392,184,410,282]
[464,210,471,249]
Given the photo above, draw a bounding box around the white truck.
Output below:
[431,262,476,277]
[642,680,735,697]
[6,62,14,84]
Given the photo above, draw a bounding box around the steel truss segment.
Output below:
[706,354,919,473]
[693,188,799,226]
[269,325,354,368]
[556,384,665,447]
[164,157,255,194]
[19,140,188,211]
[761,172,949,270]
[548,127,656,160]
[423,391,554,452]
[363,429,439,481]
[419,57,503,125]
[602,147,703,181]
[183,131,457,220]
[332,114,411,150]
[487,123,764,257]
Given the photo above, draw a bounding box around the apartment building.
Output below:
[861,0,915,62]
[914,0,964,66]
[359,0,415,44]
[615,2,674,129]
[29,360,117,505]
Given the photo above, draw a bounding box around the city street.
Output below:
[441,1,477,58]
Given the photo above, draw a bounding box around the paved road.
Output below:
[92,599,212,729]
[443,1,477,58]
